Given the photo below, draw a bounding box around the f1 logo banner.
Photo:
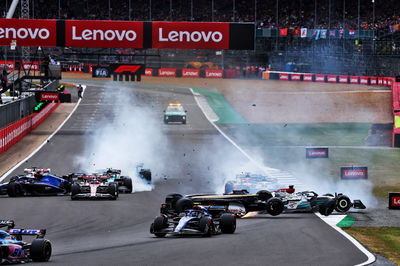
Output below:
[306,148,329,159]
[0,19,57,47]
[340,167,368,180]
[109,64,145,74]
[65,20,144,48]
[388,193,400,210]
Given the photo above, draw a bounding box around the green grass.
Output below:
[191,87,247,124]
[344,227,400,265]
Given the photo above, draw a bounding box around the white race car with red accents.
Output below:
[70,174,118,200]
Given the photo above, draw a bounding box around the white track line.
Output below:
[190,87,375,266]
[0,85,86,182]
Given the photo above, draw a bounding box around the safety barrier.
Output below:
[392,78,400,147]
[0,102,59,153]
[262,71,393,88]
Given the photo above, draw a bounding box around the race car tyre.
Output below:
[165,193,183,209]
[107,183,118,200]
[139,169,152,183]
[257,190,273,201]
[70,183,80,200]
[175,198,194,212]
[224,182,234,194]
[335,195,352,213]
[199,217,214,237]
[7,182,24,197]
[220,213,236,234]
[122,177,133,193]
[152,216,168,237]
[319,200,336,216]
[30,239,52,262]
[265,197,284,216]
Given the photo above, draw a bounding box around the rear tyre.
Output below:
[335,195,352,213]
[70,183,80,200]
[265,197,284,216]
[7,182,24,197]
[257,190,273,201]
[220,213,236,234]
[175,198,194,213]
[152,216,168,237]
[199,217,213,237]
[319,200,336,216]
[123,177,133,193]
[165,193,183,209]
[107,183,118,200]
[30,239,52,262]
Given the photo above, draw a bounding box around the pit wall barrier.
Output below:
[392,77,400,147]
[0,102,59,153]
[262,71,393,87]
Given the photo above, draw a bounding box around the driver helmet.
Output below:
[0,230,9,239]
[34,171,43,179]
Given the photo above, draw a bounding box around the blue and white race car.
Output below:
[224,172,280,194]
[0,168,71,197]
[150,204,236,237]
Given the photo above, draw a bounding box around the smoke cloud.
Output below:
[74,83,169,192]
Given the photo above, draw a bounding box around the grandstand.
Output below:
[0,0,400,76]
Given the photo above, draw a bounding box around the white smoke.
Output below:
[75,83,169,192]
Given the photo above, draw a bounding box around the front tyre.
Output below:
[30,239,52,262]
[7,182,24,197]
[220,213,236,234]
[152,216,168,237]
[265,197,284,216]
[335,195,352,213]
[199,217,214,237]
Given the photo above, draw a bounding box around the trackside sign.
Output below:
[152,22,229,49]
[40,93,59,101]
[306,148,329,158]
[388,193,400,210]
[340,167,368,180]
[65,20,144,48]
[0,19,56,47]
[0,19,254,50]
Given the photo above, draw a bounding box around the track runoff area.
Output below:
[0,19,375,265]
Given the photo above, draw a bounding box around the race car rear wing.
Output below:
[0,220,15,229]
[8,228,46,238]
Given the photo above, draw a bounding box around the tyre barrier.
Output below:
[0,102,59,153]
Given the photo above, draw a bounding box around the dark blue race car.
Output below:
[0,168,72,197]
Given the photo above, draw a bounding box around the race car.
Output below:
[160,191,287,217]
[274,186,366,214]
[150,205,236,237]
[163,103,187,124]
[0,220,52,263]
[70,174,118,200]
[97,168,133,193]
[224,172,280,194]
[0,168,72,197]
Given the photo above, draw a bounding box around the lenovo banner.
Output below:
[350,76,359,84]
[158,68,176,77]
[65,20,144,48]
[303,74,313,82]
[182,68,200,78]
[306,148,329,159]
[327,75,337,83]
[315,74,325,82]
[0,18,57,47]
[152,22,229,50]
[205,69,223,78]
[339,75,348,84]
[340,167,368,180]
[40,93,59,101]
[145,68,153,76]
[388,192,400,210]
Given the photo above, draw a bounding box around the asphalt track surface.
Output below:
[0,82,369,265]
